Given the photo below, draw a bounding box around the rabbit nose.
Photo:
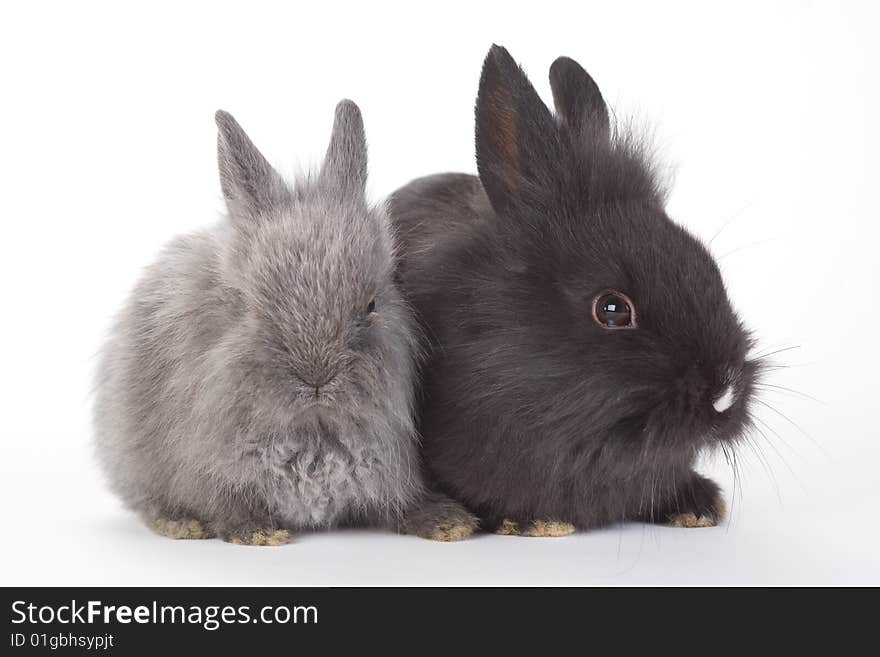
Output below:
[712,383,736,413]
[303,374,336,389]
[298,356,340,389]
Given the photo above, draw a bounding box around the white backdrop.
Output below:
[1,0,877,585]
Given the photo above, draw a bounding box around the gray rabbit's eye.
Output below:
[592,291,636,329]
[366,299,377,314]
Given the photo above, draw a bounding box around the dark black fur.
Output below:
[389,45,760,531]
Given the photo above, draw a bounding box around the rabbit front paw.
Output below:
[667,494,726,528]
[402,491,479,542]
[223,528,293,546]
[427,521,478,542]
[151,518,214,540]
[665,477,726,528]
[495,519,575,537]
[667,512,718,528]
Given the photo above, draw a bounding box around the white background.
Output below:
[1,1,877,585]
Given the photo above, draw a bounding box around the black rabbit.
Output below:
[389,45,761,536]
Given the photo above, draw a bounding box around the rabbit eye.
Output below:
[593,291,636,329]
[366,299,377,314]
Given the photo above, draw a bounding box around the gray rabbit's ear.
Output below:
[215,110,286,217]
[549,56,609,141]
[475,45,560,217]
[320,99,368,198]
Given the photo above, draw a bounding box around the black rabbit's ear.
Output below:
[215,110,286,219]
[549,56,610,140]
[475,45,560,215]
[320,99,368,198]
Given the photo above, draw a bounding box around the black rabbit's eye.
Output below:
[366,299,376,314]
[593,291,636,329]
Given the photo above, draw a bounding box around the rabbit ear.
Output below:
[215,110,286,218]
[549,56,610,140]
[475,45,560,216]
[320,99,367,198]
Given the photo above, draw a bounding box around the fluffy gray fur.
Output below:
[94,101,433,543]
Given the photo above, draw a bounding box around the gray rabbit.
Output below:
[94,101,475,544]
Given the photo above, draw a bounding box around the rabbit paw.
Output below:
[427,521,478,542]
[667,493,726,528]
[225,529,292,546]
[495,519,575,537]
[402,492,479,542]
[151,518,214,540]
[668,513,717,528]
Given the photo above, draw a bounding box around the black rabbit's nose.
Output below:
[712,383,735,413]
